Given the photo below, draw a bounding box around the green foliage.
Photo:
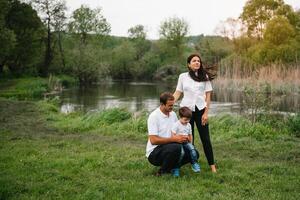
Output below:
[55,74,77,87]
[237,0,300,65]
[68,5,110,45]
[0,78,48,99]
[110,41,137,79]
[31,0,68,77]
[159,17,189,61]
[240,0,286,38]
[153,64,184,81]
[50,107,132,133]
[195,36,234,64]
[210,113,291,141]
[247,15,300,63]
[264,16,295,45]
[0,27,16,69]
[233,36,257,54]
[1,98,299,199]
[0,0,299,82]
[287,113,300,137]
[242,83,273,123]
[128,24,147,40]
[68,44,109,84]
[66,5,111,84]
[2,0,44,76]
[95,108,132,124]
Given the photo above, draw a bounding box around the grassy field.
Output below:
[0,97,299,200]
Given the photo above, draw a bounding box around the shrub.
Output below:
[287,113,300,137]
[0,78,48,99]
[82,108,132,125]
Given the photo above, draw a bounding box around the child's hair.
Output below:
[179,107,192,119]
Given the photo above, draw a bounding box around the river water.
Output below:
[58,81,299,115]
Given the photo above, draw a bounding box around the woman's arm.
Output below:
[202,91,211,125]
[173,90,182,102]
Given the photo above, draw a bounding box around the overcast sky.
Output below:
[65,0,300,39]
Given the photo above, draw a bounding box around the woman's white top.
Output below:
[176,72,212,112]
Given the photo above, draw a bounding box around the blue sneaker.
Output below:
[191,163,201,172]
[171,168,180,177]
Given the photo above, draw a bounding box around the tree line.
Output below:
[1,0,299,84]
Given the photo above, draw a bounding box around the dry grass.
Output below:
[214,64,300,94]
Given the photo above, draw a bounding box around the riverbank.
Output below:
[0,97,299,199]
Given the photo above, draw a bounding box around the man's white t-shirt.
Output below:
[146,107,178,157]
[171,120,192,136]
[176,72,213,111]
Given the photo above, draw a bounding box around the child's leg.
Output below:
[183,143,198,164]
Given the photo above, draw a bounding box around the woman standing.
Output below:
[173,53,217,172]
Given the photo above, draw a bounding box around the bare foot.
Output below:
[210,164,217,173]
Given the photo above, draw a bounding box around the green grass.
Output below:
[0,98,299,199]
[0,76,76,100]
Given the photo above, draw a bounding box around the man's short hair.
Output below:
[160,92,174,105]
[179,106,192,119]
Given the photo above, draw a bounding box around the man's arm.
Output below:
[149,134,188,145]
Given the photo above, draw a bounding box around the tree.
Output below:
[68,5,111,84]
[4,0,43,76]
[0,0,15,75]
[195,36,234,65]
[214,18,245,39]
[128,24,151,60]
[68,5,110,45]
[240,0,285,39]
[159,17,189,61]
[31,0,67,77]
[264,16,295,45]
[110,41,136,79]
[52,0,67,69]
[128,24,147,40]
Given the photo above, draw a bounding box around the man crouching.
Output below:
[146,92,199,177]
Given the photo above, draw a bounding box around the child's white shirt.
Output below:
[171,120,192,136]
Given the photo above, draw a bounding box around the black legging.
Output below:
[148,143,199,173]
[190,106,215,165]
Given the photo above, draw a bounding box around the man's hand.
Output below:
[172,134,189,143]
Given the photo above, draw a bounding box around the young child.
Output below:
[171,106,201,173]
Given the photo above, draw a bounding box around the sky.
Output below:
[65,0,300,39]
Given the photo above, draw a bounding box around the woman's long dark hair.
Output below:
[187,53,214,82]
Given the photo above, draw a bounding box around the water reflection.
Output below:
[59,81,299,115]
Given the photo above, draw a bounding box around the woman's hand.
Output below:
[201,111,208,126]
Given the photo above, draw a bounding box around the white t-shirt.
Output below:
[171,120,192,136]
[146,107,178,157]
[176,72,213,111]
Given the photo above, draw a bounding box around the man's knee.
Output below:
[164,143,182,155]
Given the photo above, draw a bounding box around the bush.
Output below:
[82,108,132,125]
[0,78,48,99]
[57,75,77,87]
[287,113,300,137]
[98,108,132,124]
[210,113,291,140]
